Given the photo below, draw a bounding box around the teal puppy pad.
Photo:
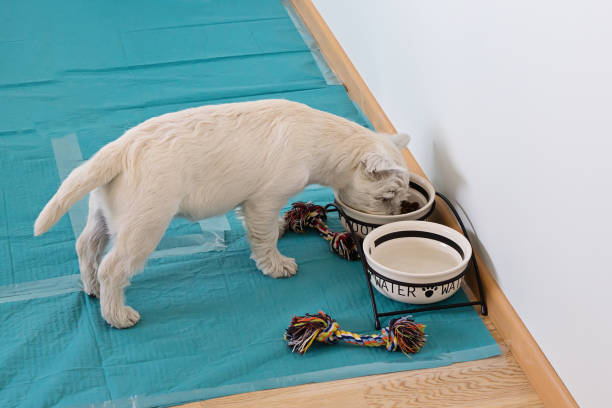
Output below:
[1,186,500,408]
[0,0,500,406]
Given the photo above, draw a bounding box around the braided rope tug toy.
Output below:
[285,311,426,356]
[282,202,359,261]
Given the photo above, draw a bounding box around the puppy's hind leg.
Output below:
[242,198,297,278]
[97,204,176,329]
[76,192,109,297]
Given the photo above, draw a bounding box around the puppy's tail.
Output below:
[34,140,125,236]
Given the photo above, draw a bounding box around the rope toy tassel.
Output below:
[284,311,426,356]
[282,202,359,261]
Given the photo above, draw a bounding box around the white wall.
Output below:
[313,1,612,406]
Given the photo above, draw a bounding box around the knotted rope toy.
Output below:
[282,202,359,261]
[285,311,426,356]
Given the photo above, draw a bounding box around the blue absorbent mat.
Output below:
[0,1,500,407]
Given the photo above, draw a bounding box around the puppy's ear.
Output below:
[389,132,412,149]
[361,152,407,178]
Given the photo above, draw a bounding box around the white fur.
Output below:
[34,99,412,328]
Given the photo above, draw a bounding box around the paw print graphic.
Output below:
[421,286,438,298]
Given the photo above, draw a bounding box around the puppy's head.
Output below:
[339,133,414,215]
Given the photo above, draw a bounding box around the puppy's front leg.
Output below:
[242,199,297,278]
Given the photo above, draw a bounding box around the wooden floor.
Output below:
[177,314,543,408]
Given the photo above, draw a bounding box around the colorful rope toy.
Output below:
[285,311,426,356]
[282,202,359,261]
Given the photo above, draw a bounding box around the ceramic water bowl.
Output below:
[334,173,436,237]
[362,220,472,304]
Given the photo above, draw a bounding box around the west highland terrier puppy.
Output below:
[35,99,413,328]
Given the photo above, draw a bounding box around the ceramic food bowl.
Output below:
[334,173,436,237]
[362,220,472,304]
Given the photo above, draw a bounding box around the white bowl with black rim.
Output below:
[362,220,472,304]
[334,173,436,237]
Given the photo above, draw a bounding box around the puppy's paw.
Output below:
[254,252,297,278]
[267,255,298,278]
[103,305,141,329]
[83,278,100,298]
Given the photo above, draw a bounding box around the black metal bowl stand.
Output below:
[327,192,487,330]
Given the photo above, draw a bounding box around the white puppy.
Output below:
[34,99,412,328]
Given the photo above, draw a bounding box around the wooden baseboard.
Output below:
[290,1,578,407]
